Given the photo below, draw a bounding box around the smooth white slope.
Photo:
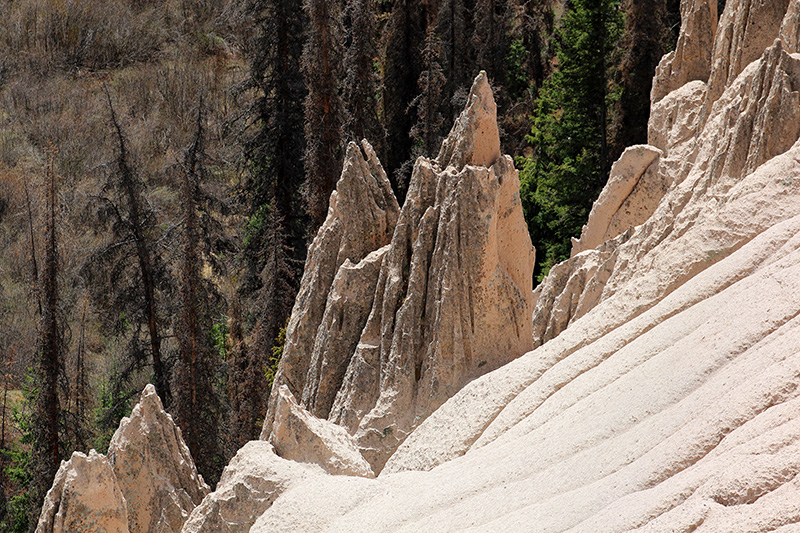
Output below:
[251,138,800,531]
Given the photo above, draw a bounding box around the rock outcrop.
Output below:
[570,144,665,257]
[261,139,400,439]
[108,384,209,533]
[182,442,321,533]
[263,71,535,472]
[781,1,800,52]
[651,0,717,104]
[241,1,800,531]
[706,0,791,104]
[37,2,800,531]
[36,385,208,533]
[269,385,374,478]
[36,451,128,533]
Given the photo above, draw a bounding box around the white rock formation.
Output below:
[108,385,209,533]
[706,0,791,103]
[37,385,209,533]
[36,450,129,533]
[651,0,717,104]
[182,441,321,533]
[237,1,800,531]
[39,2,800,530]
[648,79,707,162]
[571,144,665,257]
[261,139,400,439]
[263,71,535,472]
[781,1,800,52]
[269,385,374,478]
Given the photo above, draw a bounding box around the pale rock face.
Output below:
[244,1,800,531]
[651,0,717,104]
[532,233,632,349]
[270,385,374,478]
[648,79,707,158]
[263,71,535,473]
[706,0,792,104]
[181,442,321,533]
[436,71,501,169]
[328,73,533,472]
[781,0,800,52]
[695,40,800,188]
[108,384,209,533]
[571,145,665,257]
[301,245,388,419]
[36,450,128,533]
[261,139,399,440]
[252,118,800,533]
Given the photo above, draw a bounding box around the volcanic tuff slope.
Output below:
[245,0,800,530]
[38,0,800,530]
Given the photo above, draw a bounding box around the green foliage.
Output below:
[519,0,623,280]
[243,203,270,249]
[1,378,34,533]
[211,319,229,360]
[92,379,133,454]
[265,321,287,389]
[505,38,530,99]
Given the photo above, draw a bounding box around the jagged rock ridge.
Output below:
[38,1,800,530]
[262,71,535,473]
[36,385,208,533]
[242,1,800,531]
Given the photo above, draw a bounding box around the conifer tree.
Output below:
[233,0,307,445]
[30,150,63,521]
[435,0,472,120]
[174,102,227,486]
[610,0,670,161]
[381,0,430,197]
[341,0,382,148]
[303,0,343,228]
[409,26,447,157]
[520,0,624,280]
[84,88,172,413]
[471,0,509,83]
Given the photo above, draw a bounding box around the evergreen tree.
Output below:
[409,26,447,158]
[471,0,509,83]
[303,0,343,229]
[233,0,307,446]
[174,102,227,486]
[341,0,382,148]
[381,0,431,198]
[83,88,173,413]
[610,0,670,161]
[435,0,472,121]
[520,0,623,280]
[30,151,63,522]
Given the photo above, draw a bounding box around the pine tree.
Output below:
[610,0,670,161]
[520,0,624,280]
[30,150,63,521]
[381,0,431,198]
[409,26,447,157]
[471,0,509,83]
[435,0,472,121]
[233,0,307,445]
[303,0,343,229]
[174,102,227,486]
[341,0,382,148]
[83,88,172,413]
